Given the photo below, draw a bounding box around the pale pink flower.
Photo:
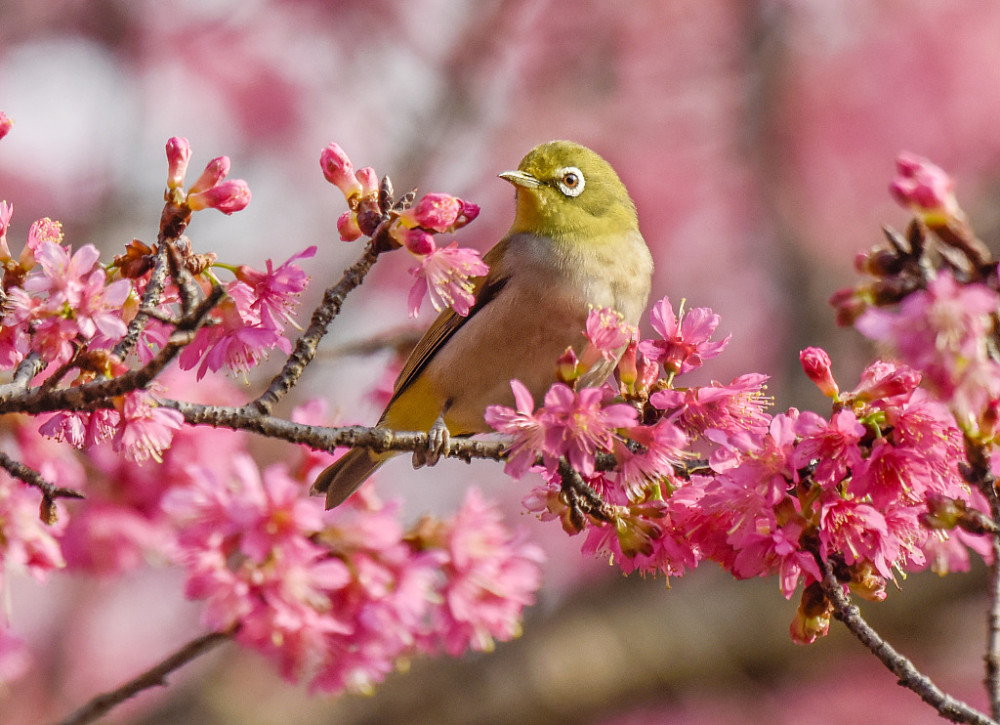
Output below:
[407,242,488,317]
[581,306,635,369]
[432,489,544,655]
[639,296,730,376]
[354,166,379,199]
[112,390,185,464]
[0,472,66,584]
[235,247,314,331]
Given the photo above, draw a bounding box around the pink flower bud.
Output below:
[618,339,638,390]
[320,143,363,200]
[401,193,462,233]
[337,211,362,242]
[188,156,231,195]
[186,179,251,214]
[165,137,191,190]
[799,347,839,398]
[0,111,12,141]
[455,199,480,229]
[889,152,959,220]
[355,167,379,199]
[394,226,436,255]
[556,346,580,383]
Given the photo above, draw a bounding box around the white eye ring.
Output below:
[556,166,585,197]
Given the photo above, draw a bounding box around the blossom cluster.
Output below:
[163,451,542,694]
[489,288,993,643]
[320,142,488,317]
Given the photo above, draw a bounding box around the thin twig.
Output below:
[251,241,380,415]
[54,630,232,725]
[0,450,84,502]
[113,242,170,360]
[160,398,508,464]
[820,560,997,725]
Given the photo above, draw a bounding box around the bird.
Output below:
[313,140,654,508]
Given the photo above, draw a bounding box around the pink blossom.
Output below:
[165,136,192,190]
[407,242,488,317]
[398,193,480,234]
[651,373,771,436]
[39,408,120,449]
[845,360,921,405]
[889,152,959,220]
[179,284,293,380]
[235,247,314,331]
[354,166,379,198]
[0,472,66,586]
[818,495,899,579]
[792,409,865,488]
[112,390,185,464]
[639,296,730,376]
[0,200,12,259]
[616,418,687,497]
[538,383,638,476]
[581,306,635,370]
[432,489,544,655]
[484,380,549,478]
[849,438,930,509]
[320,142,363,200]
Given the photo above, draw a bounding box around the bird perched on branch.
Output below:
[313,140,653,508]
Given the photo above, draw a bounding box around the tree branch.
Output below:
[250,241,380,415]
[54,630,232,725]
[820,559,997,725]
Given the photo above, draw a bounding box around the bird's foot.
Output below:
[412,415,451,469]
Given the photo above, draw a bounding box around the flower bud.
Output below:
[790,582,831,645]
[165,137,192,190]
[320,143,363,200]
[355,167,379,200]
[186,179,251,214]
[799,347,839,398]
[188,156,231,195]
[889,152,960,222]
[618,339,639,392]
[337,211,362,242]
[401,193,462,233]
[556,346,581,383]
[394,227,435,255]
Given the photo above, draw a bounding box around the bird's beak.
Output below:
[498,170,543,188]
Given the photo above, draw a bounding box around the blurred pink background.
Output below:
[3,1,1000,723]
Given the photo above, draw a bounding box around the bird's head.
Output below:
[499,140,638,241]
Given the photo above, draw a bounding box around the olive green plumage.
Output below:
[314,140,653,508]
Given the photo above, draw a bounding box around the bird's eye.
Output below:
[555,166,585,197]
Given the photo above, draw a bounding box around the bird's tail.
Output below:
[312,448,389,509]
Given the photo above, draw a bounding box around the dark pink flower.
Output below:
[639,296,730,377]
[792,409,865,488]
[539,383,638,476]
[819,495,899,579]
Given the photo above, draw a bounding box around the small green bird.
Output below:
[314,140,653,508]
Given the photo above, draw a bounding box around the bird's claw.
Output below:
[412,416,451,469]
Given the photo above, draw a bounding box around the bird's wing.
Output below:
[382,239,511,416]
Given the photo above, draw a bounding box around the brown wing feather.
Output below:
[381,239,511,418]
